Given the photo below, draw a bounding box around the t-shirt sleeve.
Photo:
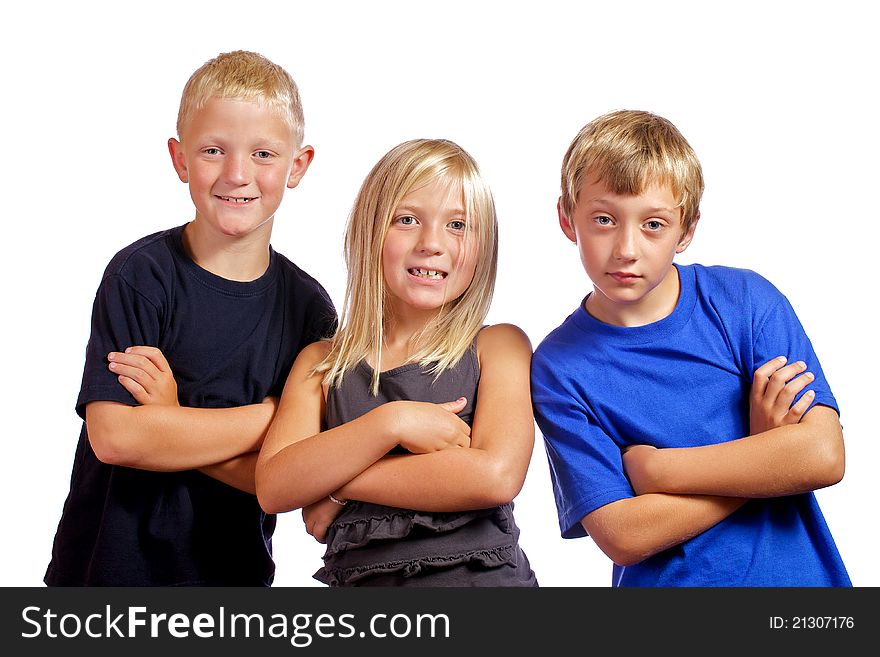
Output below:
[75,273,162,419]
[531,351,635,539]
[302,287,338,347]
[752,290,838,417]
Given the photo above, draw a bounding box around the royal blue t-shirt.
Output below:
[45,224,337,586]
[531,263,850,586]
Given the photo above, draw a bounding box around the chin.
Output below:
[217,216,273,238]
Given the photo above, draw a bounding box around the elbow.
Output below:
[610,551,643,568]
[254,470,280,514]
[478,460,527,507]
[813,439,845,490]
[86,408,141,467]
[799,408,845,491]
[804,425,846,491]
[256,488,290,515]
[254,465,296,515]
[590,532,646,567]
[582,505,654,567]
[256,491,283,515]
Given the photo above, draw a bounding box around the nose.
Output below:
[223,153,251,186]
[416,222,444,255]
[613,225,639,261]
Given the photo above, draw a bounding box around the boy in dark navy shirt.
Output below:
[45,50,337,586]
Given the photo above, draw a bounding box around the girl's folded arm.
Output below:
[338,323,535,511]
[255,341,400,514]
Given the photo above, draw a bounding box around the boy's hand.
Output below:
[749,356,815,435]
[384,398,472,454]
[302,496,346,543]
[107,346,179,407]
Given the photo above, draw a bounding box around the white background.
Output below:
[2,0,876,587]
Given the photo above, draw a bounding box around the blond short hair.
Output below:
[560,110,704,235]
[176,50,304,146]
[316,139,498,394]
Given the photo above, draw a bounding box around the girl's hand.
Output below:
[107,346,179,406]
[385,397,471,453]
[750,356,815,435]
[302,496,346,543]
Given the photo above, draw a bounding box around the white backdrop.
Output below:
[2,0,876,587]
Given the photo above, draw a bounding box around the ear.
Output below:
[168,138,188,183]
[558,198,577,243]
[287,145,315,189]
[676,212,699,253]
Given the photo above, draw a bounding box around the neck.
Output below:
[182,220,272,281]
[587,264,681,327]
[377,306,443,371]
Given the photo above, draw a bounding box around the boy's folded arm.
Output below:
[335,324,535,511]
[197,452,259,494]
[86,399,275,471]
[582,493,747,567]
[628,405,845,498]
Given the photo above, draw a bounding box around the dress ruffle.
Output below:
[314,502,526,586]
[322,503,500,555]
[316,544,517,586]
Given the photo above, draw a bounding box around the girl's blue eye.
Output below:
[398,216,416,225]
[448,220,466,231]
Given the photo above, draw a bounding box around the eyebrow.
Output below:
[587,198,676,214]
[395,204,466,216]
[198,135,289,150]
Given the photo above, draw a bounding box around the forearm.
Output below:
[585,493,747,567]
[337,446,527,511]
[199,452,259,494]
[256,406,399,514]
[87,401,275,471]
[639,407,844,498]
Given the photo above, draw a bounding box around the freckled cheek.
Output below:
[381,240,407,276]
[258,171,289,196]
[188,171,213,194]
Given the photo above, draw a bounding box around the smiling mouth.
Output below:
[408,268,447,280]
[217,195,257,204]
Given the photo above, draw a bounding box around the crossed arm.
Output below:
[255,324,535,526]
[335,324,535,510]
[86,347,276,493]
[581,357,845,566]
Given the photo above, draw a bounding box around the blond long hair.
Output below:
[316,139,498,394]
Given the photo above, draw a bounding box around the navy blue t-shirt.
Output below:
[45,224,337,586]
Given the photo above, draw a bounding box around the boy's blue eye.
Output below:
[204,147,222,156]
[595,215,612,225]
[255,151,272,159]
[646,220,663,230]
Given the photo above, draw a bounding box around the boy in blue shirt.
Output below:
[531,110,850,586]
[45,51,337,586]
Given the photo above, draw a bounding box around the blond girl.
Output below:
[256,139,537,586]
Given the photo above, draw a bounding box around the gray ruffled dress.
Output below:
[314,342,538,587]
